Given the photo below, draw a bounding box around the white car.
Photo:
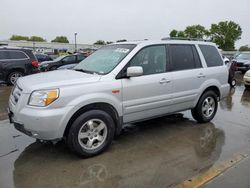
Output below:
[243,70,250,89]
[8,39,230,157]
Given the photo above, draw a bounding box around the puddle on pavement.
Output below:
[0,77,250,188]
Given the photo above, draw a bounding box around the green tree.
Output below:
[10,35,29,41]
[169,30,178,37]
[94,40,106,45]
[239,45,250,51]
[184,25,209,39]
[177,31,186,38]
[28,36,46,42]
[51,36,69,43]
[210,21,242,51]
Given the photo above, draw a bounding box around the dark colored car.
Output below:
[35,53,53,63]
[57,63,78,70]
[39,54,85,71]
[0,47,39,85]
[234,52,250,73]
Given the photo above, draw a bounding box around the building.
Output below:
[0,40,101,54]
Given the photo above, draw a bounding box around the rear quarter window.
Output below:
[199,45,223,67]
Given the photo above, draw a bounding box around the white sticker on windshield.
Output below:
[115,48,130,53]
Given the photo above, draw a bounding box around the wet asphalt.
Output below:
[0,74,250,188]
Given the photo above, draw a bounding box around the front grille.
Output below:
[11,85,22,105]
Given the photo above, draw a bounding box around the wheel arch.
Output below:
[63,102,122,139]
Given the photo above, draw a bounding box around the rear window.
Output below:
[199,45,223,67]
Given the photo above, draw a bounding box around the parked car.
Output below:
[39,53,85,71]
[0,46,39,85]
[57,63,78,70]
[234,52,250,73]
[34,53,53,63]
[243,70,250,89]
[8,40,229,157]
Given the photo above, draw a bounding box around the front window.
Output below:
[74,44,136,74]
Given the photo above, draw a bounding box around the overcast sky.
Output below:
[1,0,249,47]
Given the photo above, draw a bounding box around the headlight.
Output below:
[28,89,59,107]
[245,71,250,77]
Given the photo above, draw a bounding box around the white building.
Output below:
[0,40,101,54]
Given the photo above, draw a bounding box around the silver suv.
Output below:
[8,39,230,157]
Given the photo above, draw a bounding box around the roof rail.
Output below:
[161,37,211,42]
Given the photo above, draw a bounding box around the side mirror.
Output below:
[127,66,143,77]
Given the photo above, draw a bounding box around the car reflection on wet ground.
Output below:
[0,75,250,188]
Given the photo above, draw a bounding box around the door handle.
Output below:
[197,73,206,78]
[159,78,171,84]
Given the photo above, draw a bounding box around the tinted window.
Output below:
[0,50,28,60]
[9,51,28,59]
[129,45,167,75]
[62,56,76,63]
[170,44,200,71]
[77,55,85,61]
[199,45,223,67]
[0,51,8,60]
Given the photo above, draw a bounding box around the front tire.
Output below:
[191,91,218,123]
[67,110,115,157]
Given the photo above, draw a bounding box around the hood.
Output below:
[40,60,57,66]
[236,59,250,63]
[17,70,101,93]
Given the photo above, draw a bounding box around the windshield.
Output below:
[236,53,250,60]
[74,44,136,74]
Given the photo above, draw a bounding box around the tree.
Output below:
[51,36,69,43]
[94,40,106,45]
[177,31,186,38]
[169,30,178,37]
[210,21,242,51]
[184,25,209,39]
[28,36,46,42]
[10,35,29,41]
[239,45,250,51]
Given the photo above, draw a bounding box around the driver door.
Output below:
[121,45,173,123]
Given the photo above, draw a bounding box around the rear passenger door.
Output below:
[169,44,205,112]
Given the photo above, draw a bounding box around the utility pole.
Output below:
[74,32,77,52]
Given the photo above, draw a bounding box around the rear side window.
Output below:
[169,44,201,71]
[0,50,28,60]
[199,45,223,67]
[8,51,29,59]
[0,51,8,60]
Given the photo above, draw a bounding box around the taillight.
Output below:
[32,60,39,67]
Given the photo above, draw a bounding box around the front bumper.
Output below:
[243,75,250,86]
[9,98,73,140]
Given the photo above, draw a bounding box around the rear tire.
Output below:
[191,91,218,123]
[7,71,23,85]
[66,110,115,158]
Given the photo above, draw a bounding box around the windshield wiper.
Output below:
[74,69,99,75]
